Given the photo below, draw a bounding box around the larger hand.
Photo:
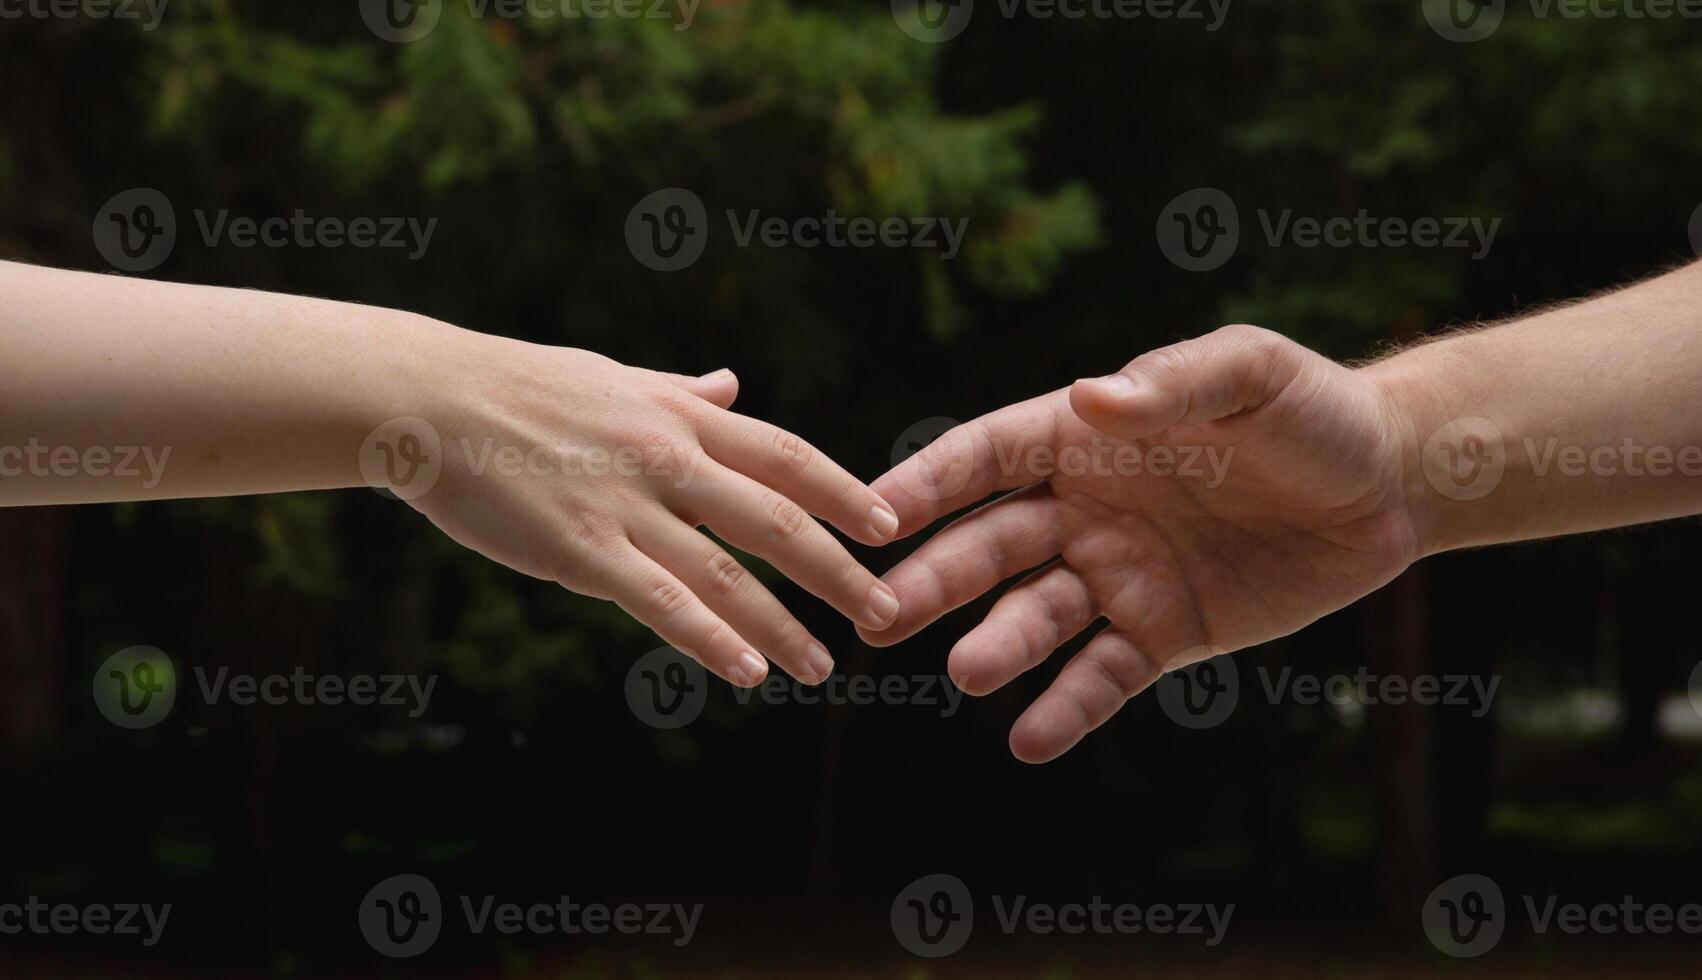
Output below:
[860,325,1424,762]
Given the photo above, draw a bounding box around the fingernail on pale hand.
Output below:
[869,503,900,540]
[732,652,767,687]
[805,642,834,685]
[702,368,735,381]
[866,582,900,628]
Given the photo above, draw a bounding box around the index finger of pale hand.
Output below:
[697,412,899,546]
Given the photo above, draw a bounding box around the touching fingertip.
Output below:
[730,651,767,688]
[869,502,900,540]
[804,642,834,685]
[865,582,900,629]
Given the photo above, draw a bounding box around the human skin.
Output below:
[0,260,903,689]
[861,261,1702,763]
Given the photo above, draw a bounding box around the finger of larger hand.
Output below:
[873,392,1068,537]
[948,561,1099,696]
[1008,628,1161,764]
[1069,324,1306,441]
[856,485,1062,648]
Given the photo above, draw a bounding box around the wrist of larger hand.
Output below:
[1360,339,1501,560]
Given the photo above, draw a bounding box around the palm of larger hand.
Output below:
[1047,371,1417,669]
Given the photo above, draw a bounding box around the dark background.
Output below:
[3,0,1702,975]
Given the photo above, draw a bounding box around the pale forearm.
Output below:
[0,260,455,504]
[1368,261,1702,555]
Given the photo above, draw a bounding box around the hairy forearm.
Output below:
[1366,261,1702,555]
[0,261,457,505]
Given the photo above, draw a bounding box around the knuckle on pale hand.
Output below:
[647,579,693,619]
[633,429,697,485]
[774,615,809,654]
[769,428,814,475]
[764,492,807,542]
[706,550,744,595]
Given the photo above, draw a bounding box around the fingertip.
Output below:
[855,623,904,648]
[726,650,768,688]
[1008,699,1080,764]
[868,501,901,541]
[1068,374,1163,439]
[697,368,739,409]
[1008,728,1061,765]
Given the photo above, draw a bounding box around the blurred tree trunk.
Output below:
[0,509,71,747]
[1365,564,1436,926]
